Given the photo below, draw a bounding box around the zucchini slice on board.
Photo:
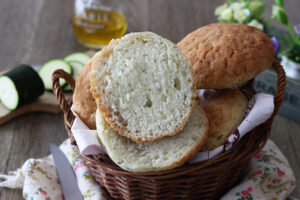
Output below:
[64,52,91,65]
[0,64,44,110]
[38,59,72,90]
[64,61,84,91]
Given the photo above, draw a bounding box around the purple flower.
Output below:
[294,24,300,37]
[271,36,279,53]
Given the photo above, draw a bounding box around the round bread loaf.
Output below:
[201,89,248,151]
[95,99,208,172]
[178,23,274,89]
[91,32,197,142]
[73,58,97,129]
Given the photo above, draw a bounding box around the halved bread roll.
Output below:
[91,32,196,142]
[201,89,248,151]
[95,99,208,172]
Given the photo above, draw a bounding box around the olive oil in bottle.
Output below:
[72,1,127,49]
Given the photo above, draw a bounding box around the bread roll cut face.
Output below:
[91,32,196,142]
[95,100,208,172]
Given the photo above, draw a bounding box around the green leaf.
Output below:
[226,0,234,3]
[276,9,288,25]
[244,1,251,8]
[255,3,266,17]
[283,33,293,47]
[280,41,300,62]
[275,0,284,8]
[231,18,239,23]
[243,15,253,24]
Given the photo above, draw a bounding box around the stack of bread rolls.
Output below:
[73,23,274,172]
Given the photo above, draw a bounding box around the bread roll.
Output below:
[73,58,97,129]
[95,99,208,172]
[178,23,274,89]
[91,32,197,142]
[201,89,248,151]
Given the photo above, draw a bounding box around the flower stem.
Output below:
[287,23,298,43]
[265,17,274,27]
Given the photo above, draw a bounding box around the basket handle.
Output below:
[269,60,286,122]
[52,69,76,129]
[240,60,286,158]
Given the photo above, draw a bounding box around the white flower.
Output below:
[234,8,250,23]
[272,5,281,18]
[248,19,264,30]
[215,3,228,16]
[219,8,233,21]
[230,2,245,12]
[249,1,262,14]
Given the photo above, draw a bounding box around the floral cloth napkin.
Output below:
[0,139,296,200]
[0,139,108,200]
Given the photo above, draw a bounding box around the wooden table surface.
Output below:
[0,0,299,199]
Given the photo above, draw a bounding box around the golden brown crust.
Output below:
[174,97,209,166]
[73,58,97,129]
[201,88,248,151]
[90,41,120,134]
[178,22,274,89]
[90,36,197,143]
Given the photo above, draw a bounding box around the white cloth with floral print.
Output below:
[0,139,109,200]
[0,139,296,200]
[221,140,296,200]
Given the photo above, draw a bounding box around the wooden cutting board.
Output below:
[0,50,96,126]
[0,65,72,125]
[0,91,72,125]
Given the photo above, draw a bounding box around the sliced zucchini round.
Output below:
[64,52,91,65]
[38,59,72,90]
[0,64,44,110]
[0,76,19,110]
[64,60,84,91]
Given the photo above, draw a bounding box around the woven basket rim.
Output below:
[52,60,286,177]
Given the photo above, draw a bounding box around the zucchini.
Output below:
[38,59,72,90]
[64,60,84,91]
[64,52,91,65]
[0,64,44,110]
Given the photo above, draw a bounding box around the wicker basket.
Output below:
[52,60,286,200]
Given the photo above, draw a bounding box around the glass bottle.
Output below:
[72,0,127,49]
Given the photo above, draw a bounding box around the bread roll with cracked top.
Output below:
[178,23,274,89]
